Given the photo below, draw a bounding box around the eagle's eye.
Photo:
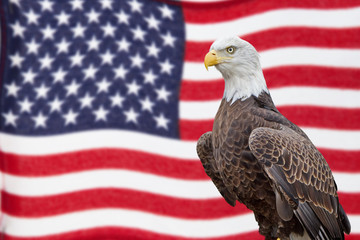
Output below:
[226,47,235,54]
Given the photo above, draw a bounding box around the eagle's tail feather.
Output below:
[294,202,344,240]
[338,204,351,234]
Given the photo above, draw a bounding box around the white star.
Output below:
[65,80,81,96]
[52,68,67,83]
[159,4,174,20]
[9,52,24,68]
[145,42,160,58]
[26,38,40,55]
[48,96,64,113]
[10,21,25,38]
[113,65,128,79]
[126,81,141,96]
[117,37,130,52]
[55,11,71,25]
[9,0,21,7]
[100,50,115,65]
[32,112,47,128]
[96,78,111,93]
[155,86,171,102]
[3,110,18,127]
[101,22,116,37]
[115,10,130,25]
[154,113,170,130]
[159,59,174,75]
[86,9,100,23]
[131,25,146,41]
[128,0,142,13]
[63,109,78,125]
[79,93,94,109]
[35,83,50,99]
[70,0,83,10]
[71,23,86,38]
[100,0,112,9]
[130,53,144,68]
[140,96,154,112]
[24,10,40,25]
[86,36,101,51]
[18,97,33,113]
[70,51,85,67]
[83,64,98,80]
[145,14,160,30]
[93,106,109,122]
[110,92,124,107]
[124,107,139,124]
[39,0,53,11]
[38,53,54,69]
[142,69,157,84]
[161,31,176,47]
[22,69,36,84]
[56,38,71,54]
[41,25,56,40]
[5,82,20,97]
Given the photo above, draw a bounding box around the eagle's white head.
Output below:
[204,36,269,104]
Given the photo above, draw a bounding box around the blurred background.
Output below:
[0,0,359,239]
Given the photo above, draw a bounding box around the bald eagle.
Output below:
[196,36,351,240]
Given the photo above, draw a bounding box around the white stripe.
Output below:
[261,47,360,69]
[271,87,360,108]
[1,124,360,159]
[1,210,360,238]
[0,210,258,238]
[301,127,360,151]
[0,130,196,159]
[180,87,360,119]
[333,172,360,193]
[186,7,360,41]
[183,48,360,81]
[2,170,219,198]
[2,170,359,198]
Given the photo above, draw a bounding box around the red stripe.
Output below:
[179,120,213,141]
[339,193,360,215]
[265,67,360,89]
[0,149,207,179]
[2,189,357,218]
[180,67,360,101]
[277,106,360,130]
[1,189,250,218]
[2,228,263,240]
[185,28,360,62]
[180,79,223,101]
[183,0,360,23]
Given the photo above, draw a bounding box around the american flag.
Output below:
[0,0,359,239]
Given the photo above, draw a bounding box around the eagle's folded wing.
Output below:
[197,131,237,206]
[249,126,351,239]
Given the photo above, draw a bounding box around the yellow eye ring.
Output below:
[226,47,235,54]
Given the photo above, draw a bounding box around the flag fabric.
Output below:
[0,0,359,239]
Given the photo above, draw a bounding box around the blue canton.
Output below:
[0,0,185,138]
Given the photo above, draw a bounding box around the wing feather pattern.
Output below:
[197,131,237,206]
[248,126,350,240]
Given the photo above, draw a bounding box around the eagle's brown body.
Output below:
[197,92,350,240]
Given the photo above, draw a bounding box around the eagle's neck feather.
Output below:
[222,67,269,105]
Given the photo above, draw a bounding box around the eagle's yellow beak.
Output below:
[204,50,219,71]
[204,50,232,70]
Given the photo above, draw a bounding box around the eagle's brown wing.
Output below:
[249,126,351,240]
[197,131,237,206]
